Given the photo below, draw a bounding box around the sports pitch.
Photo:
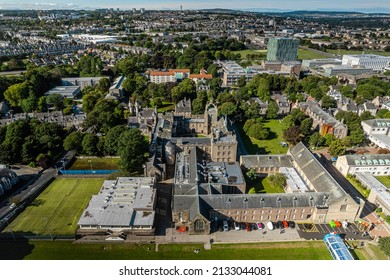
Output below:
[3,178,104,235]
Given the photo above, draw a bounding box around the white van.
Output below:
[266,221,274,231]
[223,220,229,232]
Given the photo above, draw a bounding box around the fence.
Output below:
[59,170,119,175]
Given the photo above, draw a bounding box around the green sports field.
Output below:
[0,241,333,260]
[69,157,120,170]
[3,178,104,236]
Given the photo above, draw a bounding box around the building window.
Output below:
[194,219,205,232]
[340,205,347,212]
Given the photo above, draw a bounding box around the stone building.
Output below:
[299,100,348,139]
[171,143,363,235]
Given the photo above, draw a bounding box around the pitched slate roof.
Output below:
[289,142,346,200]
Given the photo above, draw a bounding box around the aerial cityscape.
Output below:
[0,1,390,261]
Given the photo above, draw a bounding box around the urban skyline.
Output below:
[0,0,390,13]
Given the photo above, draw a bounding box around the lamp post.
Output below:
[88,159,92,171]
[44,217,53,241]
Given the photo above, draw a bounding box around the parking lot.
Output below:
[297,222,371,241]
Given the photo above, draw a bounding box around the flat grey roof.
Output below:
[78,177,155,227]
[355,173,390,211]
[280,167,309,193]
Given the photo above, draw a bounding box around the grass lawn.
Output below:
[375,176,390,188]
[297,49,327,60]
[69,157,120,170]
[237,119,288,155]
[233,49,267,59]
[349,241,390,260]
[346,175,370,198]
[233,49,324,60]
[2,178,104,236]
[157,102,175,113]
[327,49,390,56]
[0,241,331,260]
[247,176,285,194]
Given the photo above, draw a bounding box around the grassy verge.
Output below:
[232,49,267,59]
[2,178,104,235]
[0,241,332,260]
[346,175,370,198]
[326,49,390,56]
[297,49,327,60]
[157,102,175,113]
[375,176,390,188]
[69,157,120,170]
[349,241,390,260]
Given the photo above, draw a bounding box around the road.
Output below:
[0,169,57,223]
[0,70,26,76]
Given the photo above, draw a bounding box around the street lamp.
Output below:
[43,217,53,241]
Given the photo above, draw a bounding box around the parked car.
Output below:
[250,223,257,230]
[234,221,240,231]
[267,221,274,231]
[256,222,265,230]
[277,221,284,229]
[288,221,295,228]
[240,222,246,230]
[223,220,229,232]
[245,223,252,231]
[282,220,289,228]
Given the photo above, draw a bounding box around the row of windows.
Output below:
[213,214,310,221]
[220,208,313,215]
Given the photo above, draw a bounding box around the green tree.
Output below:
[219,102,237,117]
[267,173,286,189]
[118,129,148,172]
[247,123,269,140]
[46,94,64,111]
[300,118,313,136]
[97,77,111,93]
[63,131,84,152]
[3,82,29,107]
[329,139,346,157]
[192,91,208,114]
[248,187,256,194]
[321,95,336,109]
[309,132,325,148]
[376,109,389,118]
[283,125,303,145]
[280,115,295,132]
[105,125,128,155]
[82,133,99,155]
[246,168,257,182]
[266,101,278,119]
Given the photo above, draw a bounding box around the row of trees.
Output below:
[63,125,148,172]
[0,119,65,166]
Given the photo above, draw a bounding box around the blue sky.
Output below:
[0,1,389,13]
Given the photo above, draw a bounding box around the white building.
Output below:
[355,173,390,215]
[361,119,390,150]
[77,177,156,237]
[342,54,390,71]
[149,69,190,84]
[44,86,81,99]
[335,154,390,176]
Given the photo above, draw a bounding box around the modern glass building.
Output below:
[323,233,354,260]
[267,37,300,62]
